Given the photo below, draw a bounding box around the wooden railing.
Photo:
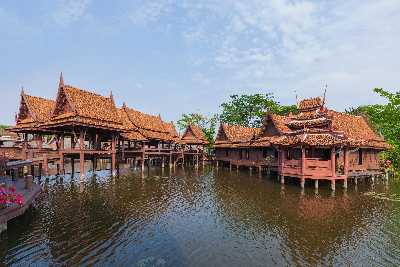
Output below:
[282,158,333,177]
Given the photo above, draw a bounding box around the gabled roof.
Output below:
[117,108,146,141]
[164,121,179,141]
[215,124,260,147]
[13,90,55,131]
[44,82,123,131]
[181,124,208,145]
[122,105,173,142]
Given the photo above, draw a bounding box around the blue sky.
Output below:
[1,0,400,125]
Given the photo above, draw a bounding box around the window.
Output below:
[358,149,363,165]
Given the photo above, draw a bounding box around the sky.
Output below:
[1,0,400,125]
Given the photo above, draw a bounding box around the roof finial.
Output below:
[322,84,327,107]
[294,89,299,108]
[59,72,64,87]
[110,90,116,105]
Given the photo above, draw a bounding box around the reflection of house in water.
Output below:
[213,170,390,265]
[215,97,389,190]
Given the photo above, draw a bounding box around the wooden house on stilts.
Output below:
[41,74,124,178]
[180,124,209,167]
[215,96,389,190]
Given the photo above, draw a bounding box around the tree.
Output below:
[176,113,218,147]
[219,93,297,128]
[346,88,400,172]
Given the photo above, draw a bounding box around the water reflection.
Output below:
[1,167,400,266]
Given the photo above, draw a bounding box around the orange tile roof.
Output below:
[298,97,323,111]
[217,97,389,150]
[181,124,208,145]
[122,105,174,142]
[14,93,55,131]
[44,85,123,130]
[214,124,260,147]
[117,108,146,141]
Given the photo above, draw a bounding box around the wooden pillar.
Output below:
[229,161,232,171]
[300,178,305,189]
[314,179,319,189]
[301,147,306,176]
[122,139,125,163]
[216,160,219,168]
[343,147,349,177]
[343,178,348,189]
[280,175,285,184]
[169,154,172,169]
[43,153,48,177]
[111,133,116,176]
[280,148,285,174]
[331,179,336,191]
[79,130,85,180]
[162,156,165,168]
[60,135,65,175]
[23,134,28,160]
[141,152,145,171]
[331,147,336,178]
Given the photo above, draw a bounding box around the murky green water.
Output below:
[1,167,400,266]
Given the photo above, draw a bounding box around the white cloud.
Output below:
[52,0,91,26]
[128,0,173,26]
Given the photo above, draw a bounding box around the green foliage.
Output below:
[219,93,297,128]
[0,125,10,135]
[347,88,400,173]
[176,113,218,148]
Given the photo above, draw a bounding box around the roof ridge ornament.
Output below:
[322,84,327,108]
[59,72,64,88]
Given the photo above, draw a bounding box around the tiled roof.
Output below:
[217,97,389,150]
[268,114,292,134]
[298,97,323,111]
[117,108,146,141]
[122,105,174,141]
[164,121,180,141]
[44,85,123,130]
[214,124,260,147]
[14,93,55,131]
[181,124,208,145]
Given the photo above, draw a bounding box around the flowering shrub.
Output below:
[0,185,25,207]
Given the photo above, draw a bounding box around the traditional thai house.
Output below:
[180,124,209,166]
[214,124,266,172]
[40,74,124,178]
[10,90,56,161]
[117,104,179,170]
[215,97,389,190]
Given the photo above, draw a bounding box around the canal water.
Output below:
[1,166,400,266]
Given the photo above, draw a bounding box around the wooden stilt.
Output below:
[314,179,319,189]
[111,134,116,177]
[79,130,85,180]
[343,179,348,189]
[43,153,48,177]
[280,175,285,184]
[300,178,305,189]
[331,179,336,191]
